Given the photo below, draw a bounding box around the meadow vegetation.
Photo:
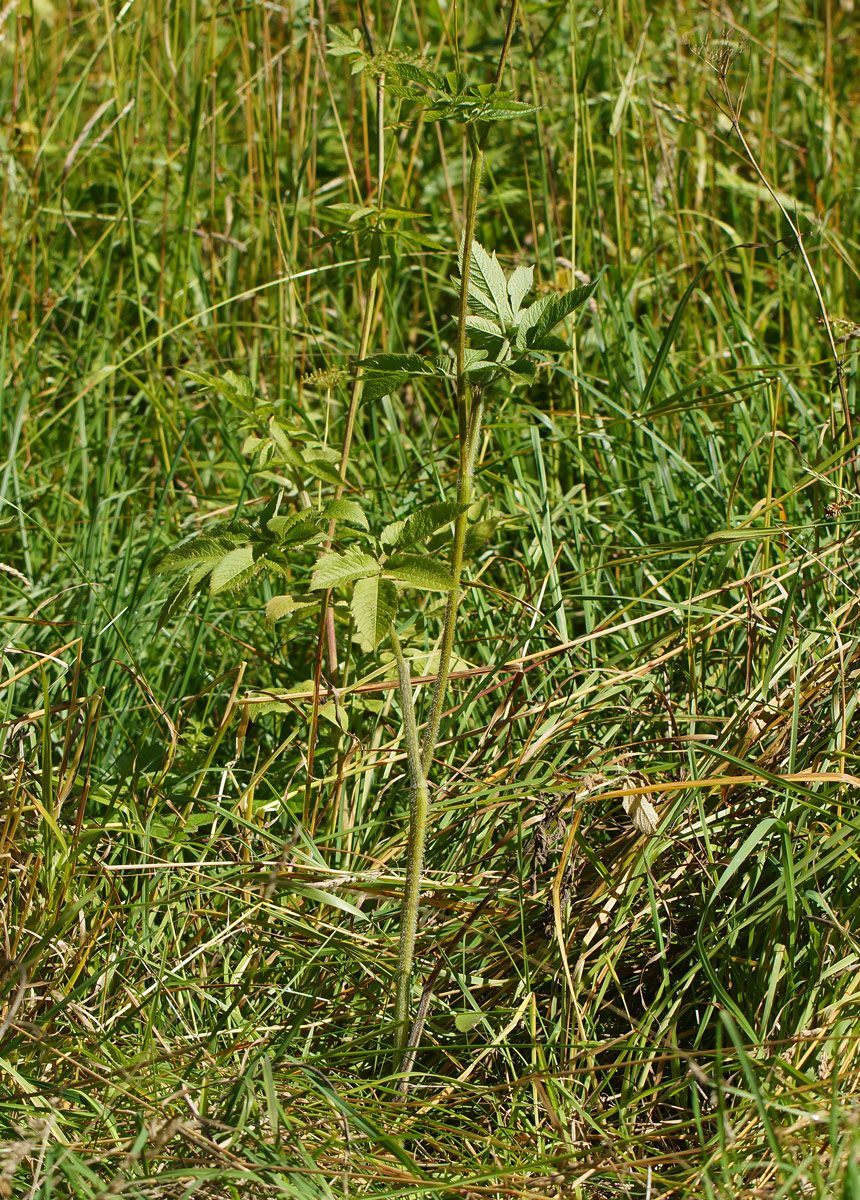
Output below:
[2,1,860,1196]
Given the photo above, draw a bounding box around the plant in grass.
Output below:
[153,248,599,1053]
[151,26,601,1064]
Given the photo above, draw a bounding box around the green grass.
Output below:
[3,1,860,1196]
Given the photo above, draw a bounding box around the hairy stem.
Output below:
[391,629,431,1049]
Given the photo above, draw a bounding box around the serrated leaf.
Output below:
[157,574,195,630]
[221,370,253,398]
[209,545,256,595]
[320,499,368,529]
[516,276,601,348]
[508,357,536,379]
[152,523,255,575]
[483,98,538,120]
[384,553,456,591]
[327,24,364,57]
[362,372,410,403]
[467,240,512,325]
[389,501,470,548]
[389,61,444,91]
[507,264,534,316]
[466,315,505,337]
[242,435,265,456]
[152,537,228,575]
[311,549,380,591]
[351,576,398,651]
[528,334,570,354]
[167,558,220,610]
[301,453,345,488]
[360,353,431,374]
[268,511,319,538]
[466,315,507,356]
[267,514,325,548]
[267,418,293,458]
[184,368,255,412]
[265,594,319,626]
[463,360,495,377]
[380,520,406,546]
[388,82,422,99]
[359,353,440,403]
[464,517,500,556]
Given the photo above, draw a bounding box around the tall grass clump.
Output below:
[2,2,860,1198]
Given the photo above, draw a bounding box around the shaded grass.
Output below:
[3,0,860,1196]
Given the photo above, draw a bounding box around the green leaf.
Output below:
[454,1012,485,1033]
[311,549,380,591]
[155,554,221,628]
[300,453,345,488]
[360,352,430,374]
[388,501,470,548]
[157,573,195,630]
[359,353,444,402]
[267,511,321,539]
[639,259,710,411]
[151,522,256,575]
[463,239,512,325]
[380,519,406,547]
[466,316,507,357]
[466,314,505,339]
[209,545,256,595]
[265,594,319,627]
[462,348,490,370]
[184,368,256,413]
[320,499,368,529]
[528,334,570,354]
[327,24,364,58]
[507,264,534,316]
[362,372,410,403]
[351,575,398,651]
[516,276,601,348]
[389,61,445,91]
[384,553,456,591]
[295,885,369,921]
[483,97,537,120]
[464,517,501,556]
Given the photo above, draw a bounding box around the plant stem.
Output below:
[391,628,431,1049]
[395,0,519,1054]
[417,131,486,776]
